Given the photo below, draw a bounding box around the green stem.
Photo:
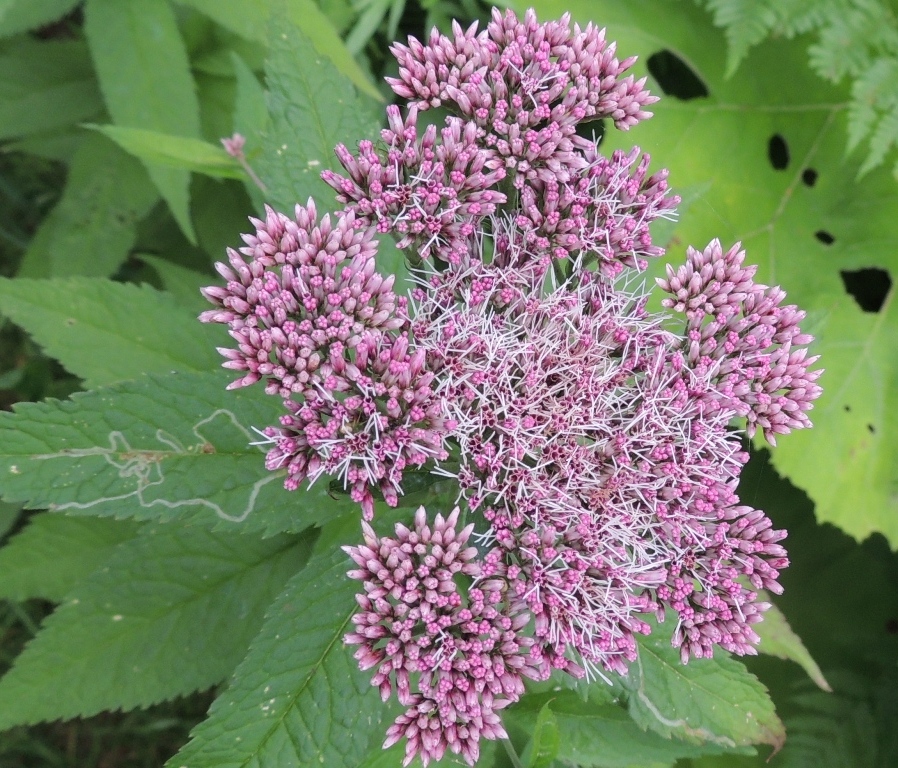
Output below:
[502,738,526,768]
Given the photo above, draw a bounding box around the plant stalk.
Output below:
[501,737,526,768]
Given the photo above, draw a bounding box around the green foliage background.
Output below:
[0,0,895,766]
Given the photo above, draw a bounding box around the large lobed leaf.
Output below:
[0,371,357,537]
[168,516,383,768]
[695,0,898,178]
[0,524,310,728]
[530,0,898,546]
[256,16,381,212]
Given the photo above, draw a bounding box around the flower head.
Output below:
[200,11,822,759]
[658,239,823,444]
[261,328,452,518]
[413,248,793,673]
[345,507,545,765]
[323,106,507,266]
[200,201,452,517]
[515,145,679,270]
[388,8,658,186]
[199,201,399,394]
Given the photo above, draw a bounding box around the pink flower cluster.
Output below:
[323,7,676,276]
[388,7,657,184]
[516,145,678,274]
[200,8,823,766]
[658,239,823,444]
[413,252,792,675]
[199,201,452,518]
[344,508,545,766]
[322,106,507,266]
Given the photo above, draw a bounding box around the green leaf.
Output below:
[0,524,308,727]
[344,0,391,55]
[0,371,357,536]
[846,58,898,155]
[0,278,222,386]
[685,755,766,768]
[257,16,380,212]
[692,1,898,175]
[532,0,898,545]
[3,129,84,163]
[231,52,267,143]
[0,38,104,139]
[16,133,159,279]
[190,175,255,262]
[230,52,269,209]
[774,674,898,768]
[623,632,785,750]
[520,701,560,768]
[0,501,20,540]
[0,0,80,37]
[506,692,743,768]
[738,450,898,680]
[84,0,201,242]
[755,597,831,692]
[174,0,382,101]
[196,70,237,145]
[86,125,243,180]
[138,254,214,312]
[167,516,382,768]
[0,514,140,602]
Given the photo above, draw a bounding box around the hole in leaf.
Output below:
[768,134,789,170]
[646,50,709,101]
[840,268,892,313]
[815,230,835,245]
[887,618,898,634]
[843,405,851,413]
[802,168,818,186]
[867,424,876,434]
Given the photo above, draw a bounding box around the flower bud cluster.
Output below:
[323,7,677,277]
[658,239,823,445]
[344,508,546,766]
[388,7,658,184]
[200,201,452,518]
[322,106,507,266]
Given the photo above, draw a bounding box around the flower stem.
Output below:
[237,156,268,195]
[502,738,526,768]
